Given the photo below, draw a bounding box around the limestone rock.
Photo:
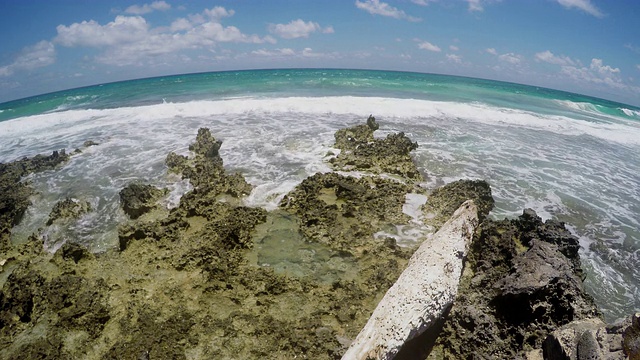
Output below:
[83,140,99,147]
[342,200,479,360]
[119,183,167,220]
[330,117,422,181]
[624,313,640,360]
[422,179,494,229]
[432,209,600,359]
[46,197,92,225]
[334,115,378,151]
[0,149,71,251]
[280,172,412,252]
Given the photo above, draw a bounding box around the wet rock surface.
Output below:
[0,150,70,251]
[281,171,414,252]
[0,119,636,360]
[422,179,495,229]
[330,115,422,181]
[47,197,92,225]
[119,183,167,220]
[428,209,602,359]
[0,123,419,359]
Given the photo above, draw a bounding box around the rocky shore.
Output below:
[0,117,638,359]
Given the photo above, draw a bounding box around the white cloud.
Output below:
[637,64,640,71]
[485,48,497,55]
[268,19,334,39]
[355,0,421,21]
[55,16,150,47]
[535,50,576,66]
[418,41,441,52]
[446,53,462,64]
[252,48,296,57]
[498,52,524,64]
[624,43,640,55]
[125,1,171,15]
[203,6,235,20]
[561,58,625,89]
[449,45,459,51]
[248,47,337,59]
[0,41,56,76]
[411,0,437,5]
[55,8,275,66]
[467,0,484,11]
[465,0,502,12]
[555,0,603,17]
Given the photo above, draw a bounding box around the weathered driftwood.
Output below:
[342,200,479,360]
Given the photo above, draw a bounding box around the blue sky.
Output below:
[1,0,639,105]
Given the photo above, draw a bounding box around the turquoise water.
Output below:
[2,69,639,122]
[0,69,639,321]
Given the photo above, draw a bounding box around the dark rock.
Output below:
[46,197,92,225]
[422,179,494,229]
[0,149,70,251]
[577,330,602,360]
[119,183,167,219]
[624,313,640,359]
[58,242,93,263]
[83,140,99,147]
[432,209,600,358]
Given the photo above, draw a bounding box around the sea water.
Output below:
[0,69,638,321]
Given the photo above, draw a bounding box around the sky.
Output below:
[1,0,639,106]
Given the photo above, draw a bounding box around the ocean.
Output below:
[0,68,638,321]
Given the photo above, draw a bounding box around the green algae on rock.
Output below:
[46,197,92,226]
[421,179,494,230]
[280,172,414,253]
[330,115,422,181]
[119,183,167,220]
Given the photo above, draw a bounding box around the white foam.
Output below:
[621,108,640,118]
[1,97,639,151]
[403,193,428,222]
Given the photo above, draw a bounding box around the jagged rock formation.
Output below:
[0,150,70,251]
[342,201,479,360]
[0,119,636,360]
[330,115,422,181]
[280,172,414,252]
[428,209,602,359]
[47,197,92,225]
[119,183,167,220]
[0,123,424,359]
[421,179,494,229]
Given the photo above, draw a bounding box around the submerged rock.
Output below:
[119,183,167,220]
[46,197,92,225]
[430,209,601,359]
[343,201,479,360]
[83,140,99,147]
